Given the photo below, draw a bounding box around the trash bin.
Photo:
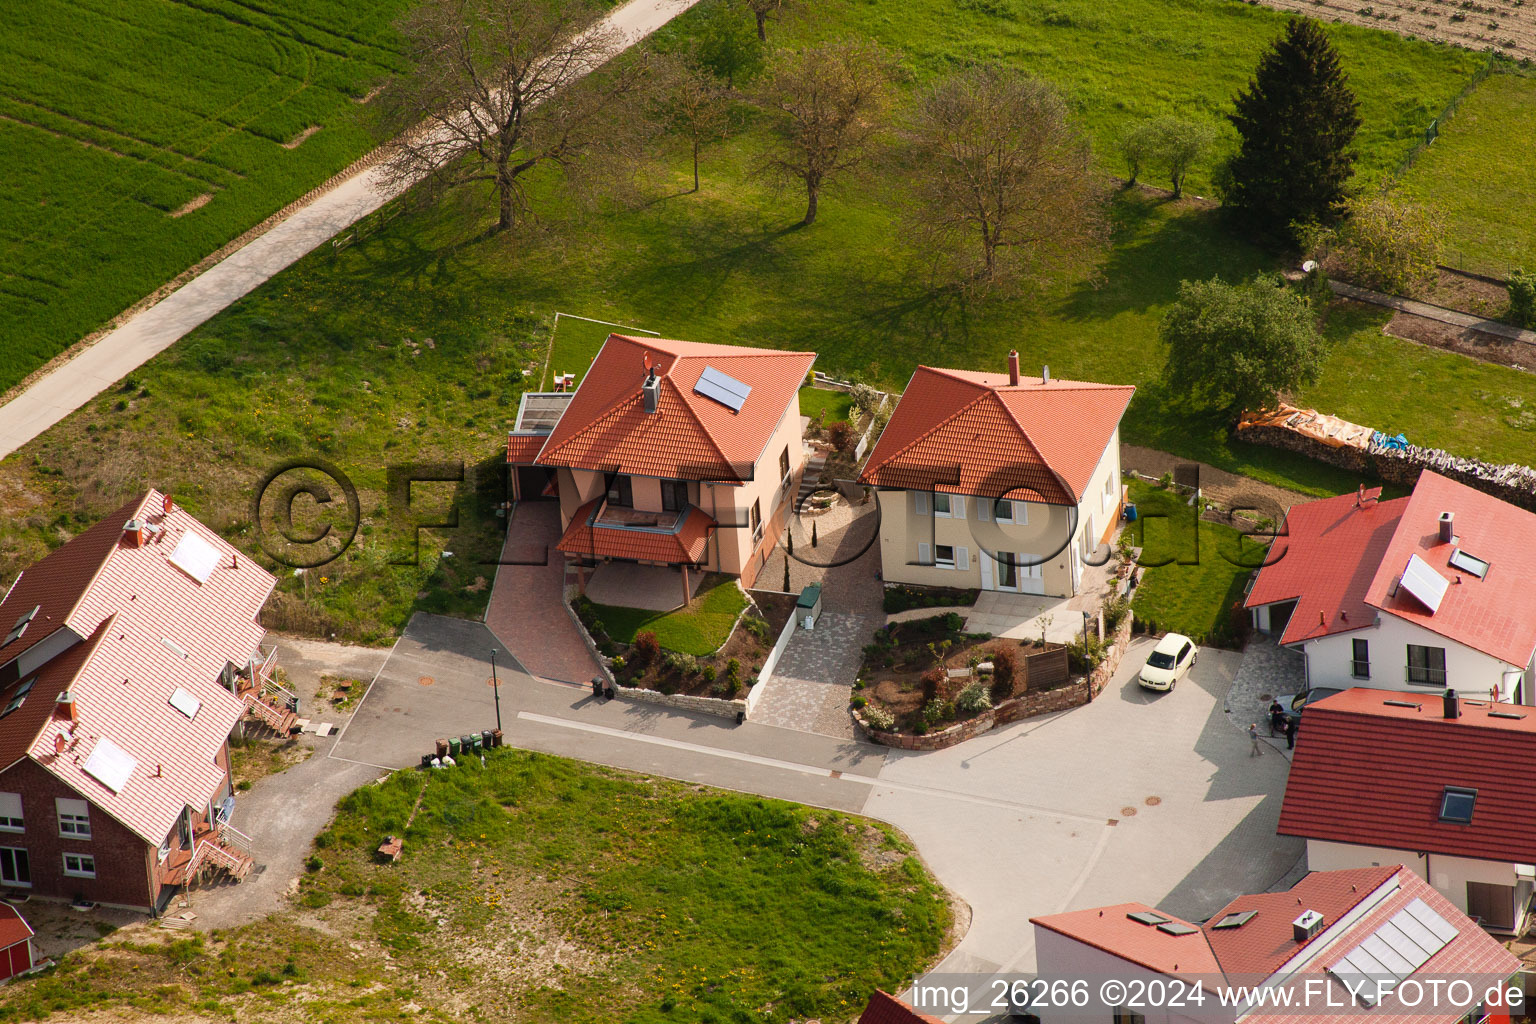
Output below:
[1122,503,1138,523]
[491,729,503,748]
[481,729,493,751]
[420,753,433,769]
[470,733,484,754]
[796,583,823,630]
[591,678,603,697]
[448,736,461,758]
[435,738,449,758]
[460,734,476,756]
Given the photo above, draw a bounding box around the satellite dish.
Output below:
[1302,260,1319,273]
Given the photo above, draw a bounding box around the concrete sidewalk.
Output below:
[0,0,703,462]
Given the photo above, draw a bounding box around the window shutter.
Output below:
[977,500,990,523]
[0,794,19,820]
[56,798,88,818]
[953,496,965,520]
[957,546,970,571]
[1015,501,1029,525]
[914,492,930,516]
[917,542,931,565]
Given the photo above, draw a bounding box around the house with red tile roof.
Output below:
[856,989,945,1024]
[1245,471,1536,703]
[506,335,816,592]
[858,352,1133,597]
[0,490,284,911]
[1281,687,1536,935]
[1032,866,1518,1024]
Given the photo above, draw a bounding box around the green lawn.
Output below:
[1400,70,1536,278]
[0,750,949,1023]
[590,574,749,655]
[0,0,414,395]
[798,386,855,425]
[1128,479,1264,645]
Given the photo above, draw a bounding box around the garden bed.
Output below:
[855,613,1076,737]
[881,583,979,615]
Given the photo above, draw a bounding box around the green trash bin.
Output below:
[471,733,484,754]
[448,736,462,758]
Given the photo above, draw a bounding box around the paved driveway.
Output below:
[484,501,601,686]
[331,617,1301,1008]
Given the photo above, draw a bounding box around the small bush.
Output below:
[921,698,953,726]
[955,682,992,715]
[912,720,928,736]
[610,655,626,671]
[1066,634,1109,674]
[990,646,1017,701]
[724,657,743,697]
[236,780,252,792]
[862,703,896,731]
[1102,596,1130,634]
[743,614,770,641]
[633,631,661,667]
[851,694,868,709]
[1509,268,1536,329]
[920,667,945,703]
[828,420,855,452]
[305,855,323,873]
[849,381,882,416]
[702,664,717,683]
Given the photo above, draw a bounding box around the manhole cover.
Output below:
[1259,692,1273,702]
[485,676,501,688]
[1120,806,1138,817]
[1145,796,1162,806]
[418,676,434,687]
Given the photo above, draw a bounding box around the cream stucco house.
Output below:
[505,334,815,592]
[858,352,1133,598]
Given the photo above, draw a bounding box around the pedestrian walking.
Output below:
[1268,700,1286,736]
[1286,715,1298,750]
[1249,723,1262,757]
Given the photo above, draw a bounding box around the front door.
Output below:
[997,553,1045,595]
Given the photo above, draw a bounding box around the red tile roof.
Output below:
[1365,471,1536,667]
[0,903,32,952]
[555,498,715,565]
[857,990,945,1024]
[0,490,276,845]
[1032,902,1222,979]
[1201,866,1396,977]
[1244,490,1406,646]
[860,366,1133,504]
[1278,687,1536,863]
[535,335,814,483]
[506,433,548,464]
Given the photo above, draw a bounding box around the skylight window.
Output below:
[1157,922,1198,936]
[1448,548,1490,579]
[2,606,38,647]
[693,365,752,413]
[1126,911,1170,926]
[0,678,33,718]
[1399,554,1449,614]
[168,531,221,584]
[82,737,137,794]
[1212,910,1257,930]
[1439,786,1477,824]
[168,687,201,720]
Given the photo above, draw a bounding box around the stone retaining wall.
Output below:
[855,615,1134,750]
[613,683,747,720]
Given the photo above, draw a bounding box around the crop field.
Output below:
[0,0,410,395]
[1400,70,1536,277]
[1254,0,1536,59]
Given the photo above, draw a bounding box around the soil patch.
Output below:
[1385,310,1535,370]
[1251,0,1536,58]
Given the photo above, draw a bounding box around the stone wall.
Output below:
[613,683,747,720]
[855,614,1134,750]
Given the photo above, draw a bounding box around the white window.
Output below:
[914,492,931,516]
[158,836,172,863]
[932,493,952,517]
[57,798,91,839]
[62,852,96,878]
[0,794,20,833]
[1103,472,1116,511]
[0,847,29,887]
[935,544,956,568]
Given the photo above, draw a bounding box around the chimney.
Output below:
[1041,364,1051,384]
[1293,910,1324,943]
[123,519,146,548]
[641,355,660,415]
[162,493,173,515]
[1444,688,1460,720]
[1357,483,1364,507]
[54,690,77,723]
[1438,511,1454,544]
[1007,350,1020,387]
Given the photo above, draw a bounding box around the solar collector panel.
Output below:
[694,365,752,412]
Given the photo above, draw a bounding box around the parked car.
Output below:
[1274,686,1344,725]
[1138,633,1197,691]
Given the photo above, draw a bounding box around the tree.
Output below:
[657,57,731,192]
[758,40,894,227]
[1326,191,1442,295]
[1509,269,1536,329]
[1160,276,1329,415]
[376,0,655,235]
[1224,17,1361,239]
[745,0,784,41]
[693,2,764,87]
[1118,121,1156,186]
[1146,116,1216,199]
[908,67,1108,295]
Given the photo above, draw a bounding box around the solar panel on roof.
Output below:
[1327,897,1457,1005]
[1448,548,1490,578]
[694,365,752,412]
[83,737,138,794]
[169,531,221,585]
[1399,553,1449,614]
[168,687,201,720]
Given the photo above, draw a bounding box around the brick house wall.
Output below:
[0,759,156,910]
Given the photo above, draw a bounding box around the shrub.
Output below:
[955,682,992,715]
[828,420,855,452]
[662,650,698,675]
[1066,634,1108,673]
[851,694,868,709]
[702,664,717,683]
[921,698,953,726]
[1509,269,1536,329]
[724,657,743,697]
[1328,191,1442,295]
[1102,596,1130,634]
[912,720,928,736]
[920,667,945,703]
[610,655,626,671]
[743,615,770,641]
[305,855,323,873]
[849,381,882,416]
[633,631,661,667]
[861,703,895,731]
[990,646,1017,701]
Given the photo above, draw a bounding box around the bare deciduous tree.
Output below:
[908,67,1109,295]
[757,40,894,228]
[745,0,783,41]
[656,57,732,193]
[376,0,655,235]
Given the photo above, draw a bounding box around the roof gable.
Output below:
[1032,902,1222,978]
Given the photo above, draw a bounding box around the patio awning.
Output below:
[556,498,715,565]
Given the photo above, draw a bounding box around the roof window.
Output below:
[1447,548,1489,579]
[1439,786,1476,824]
[1126,911,1170,926]
[2,606,38,647]
[1212,910,1257,930]
[0,678,33,718]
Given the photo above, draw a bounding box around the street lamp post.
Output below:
[490,649,503,735]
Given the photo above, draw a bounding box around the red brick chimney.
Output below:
[123,519,146,548]
[1007,350,1020,387]
[54,690,77,723]
[162,493,174,515]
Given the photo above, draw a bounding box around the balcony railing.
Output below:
[1406,666,1448,686]
[1351,661,1371,679]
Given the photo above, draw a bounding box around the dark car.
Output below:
[1273,686,1345,725]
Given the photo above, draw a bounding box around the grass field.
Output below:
[1400,70,1536,278]
[0,0,411,394]
[798,386,855,425]
[590,574,750,654]
[0,751,948,1023]
[1128,480,1263,645]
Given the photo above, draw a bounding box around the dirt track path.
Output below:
[1121,444,1320,518]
